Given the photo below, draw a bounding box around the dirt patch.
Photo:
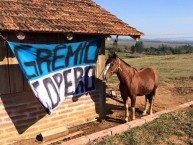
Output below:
[14,81,193,145]
[47,81,193,144]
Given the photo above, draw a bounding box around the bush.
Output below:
[173,45,193,54]
[131,41,144,53]
[144,44,193,55]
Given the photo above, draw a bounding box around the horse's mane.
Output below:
[119,57,138,71]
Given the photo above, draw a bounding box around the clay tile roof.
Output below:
[0,0,144,36]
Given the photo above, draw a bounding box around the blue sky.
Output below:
[93,0,193,40]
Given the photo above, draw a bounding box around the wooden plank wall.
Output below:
[8,34,24,93]
[0,38,10,94]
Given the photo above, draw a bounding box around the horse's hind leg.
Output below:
[130,97,136,120]
[149,95,154,115]
[143,92,154,115]
[148,89,156,115]
[142,95,149,115]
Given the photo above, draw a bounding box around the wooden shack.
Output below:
[0,0,143,144]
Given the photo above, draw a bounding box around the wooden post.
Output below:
[97,37,106,119]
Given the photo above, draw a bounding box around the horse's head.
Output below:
[102,53,121,81]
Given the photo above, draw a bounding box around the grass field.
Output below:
[95,108,193,145]
[105,53,193,87]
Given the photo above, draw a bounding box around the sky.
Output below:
[93,0,193,41]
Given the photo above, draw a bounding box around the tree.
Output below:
[131,41,144,53]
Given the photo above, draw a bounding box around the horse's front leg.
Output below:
[131,97,136,120]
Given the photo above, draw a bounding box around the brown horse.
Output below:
[102,53,159,122]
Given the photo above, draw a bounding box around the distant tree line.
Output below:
[143,44,193,55]
[132,41,193,55]
[107,41,193,55]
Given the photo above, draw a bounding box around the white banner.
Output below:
[8,39,102,114]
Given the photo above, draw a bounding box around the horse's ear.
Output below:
[111,52,117,59]
[108,50,117,59]
[113,52,117,59]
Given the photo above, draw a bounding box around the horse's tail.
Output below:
[154,69,159,88]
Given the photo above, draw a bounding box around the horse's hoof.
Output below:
[125,118,128,122]
[131,116,136,120]
[142,112,147,116]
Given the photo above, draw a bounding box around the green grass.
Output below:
[95,108,193,145]
[105,53,193,86]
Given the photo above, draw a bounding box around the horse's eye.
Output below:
[111,62,115,66]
